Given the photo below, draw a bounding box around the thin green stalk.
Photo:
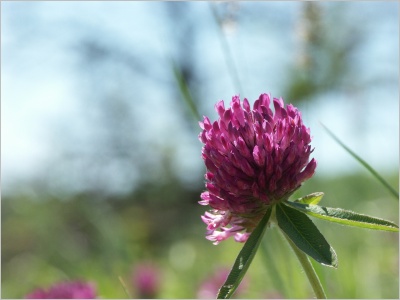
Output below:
[118,276,132,298]
[209,3,243,95]
[320,122,399,200]
[171,59,201,121]
[283,232,327,299]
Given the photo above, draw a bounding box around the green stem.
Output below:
[118,276,132,298]
[283,233,327,299]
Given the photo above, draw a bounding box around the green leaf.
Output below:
[217,207,272,299]
[285,201,399,232]
[276,203,338,268]
[320,123,399,200]
[294,192,324,205]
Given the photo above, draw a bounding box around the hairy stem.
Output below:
[283,232,327,299]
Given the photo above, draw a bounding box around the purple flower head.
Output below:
[199,94,316,244]
[25,280,96,299]
[132,263,161,299]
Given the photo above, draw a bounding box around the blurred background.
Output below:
[1,1,399,298]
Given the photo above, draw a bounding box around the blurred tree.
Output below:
[164,2,203,127]
[284,2,363,104]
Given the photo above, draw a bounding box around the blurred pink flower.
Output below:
[132,262,161,298]
[197,267,247,299]
[199,94,316,244]
[25,280,96,299]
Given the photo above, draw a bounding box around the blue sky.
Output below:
[2,1,398,194]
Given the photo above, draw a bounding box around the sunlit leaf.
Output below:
[276,203,338,268]
[285,201,399,232]
[294,192,324,205]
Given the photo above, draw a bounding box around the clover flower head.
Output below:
[199,94,316,244]
[132,263,161,299]
[25,280,96,299]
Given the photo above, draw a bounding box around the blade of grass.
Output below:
[171,59,201,121]
[320,123,399,200]
[217,207,272,299]
[209,3,243,95]
[118,276,132,298]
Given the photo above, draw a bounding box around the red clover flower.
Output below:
[199,93,316,244]
[132,263,161,298]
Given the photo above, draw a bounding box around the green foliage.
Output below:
[217,192,398,299]
[276,203,338,268]
[218,186,398,298]
[217,207,272,299]
[2,172,399,299]
[294,192,324,205]
[286,200,399,232]
[282,232,327,299]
